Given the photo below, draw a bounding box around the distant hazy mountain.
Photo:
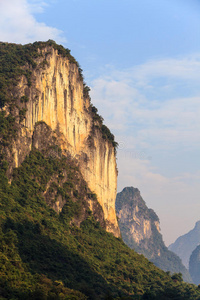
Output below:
[116,187,192,283]
[189,245,200,285]
[169,221,200,269]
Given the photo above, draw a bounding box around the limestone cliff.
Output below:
[116,187,161,256]
[116,187,192,282]
[0,41,120,237]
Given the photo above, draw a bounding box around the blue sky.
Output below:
[0,0,200,245]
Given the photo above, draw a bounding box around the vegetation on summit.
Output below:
[0,41,200,299]
[0,40,118,153]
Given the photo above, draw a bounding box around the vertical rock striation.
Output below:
[116,187,192,282]
[4,43,119,237]
[116,187,161,254]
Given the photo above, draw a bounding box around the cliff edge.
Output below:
[116,187,192,282]
[0,40,120,237]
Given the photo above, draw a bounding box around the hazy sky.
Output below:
[0,0,200,245]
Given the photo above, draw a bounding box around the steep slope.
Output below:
[1,41,200,299]
[116,187,192,283]
[169,221,200,269]
[0,40,119,237]
[189,245,200,285]
[0,150,200,299]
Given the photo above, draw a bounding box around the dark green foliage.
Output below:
[0,40,82,162]
[0,110,18,165]
[0,41,200,299]
[0,111,17,145]
[0,40,80,109]
[89,104,118,152]
[0,153,200,299]
[60,197,81,222]
[101,125,114,142]
[19,107,27,122]
[0,42,38,108]
[90,104,104,124]
[0,40,118,156]
[20,95,29,103]
[44,40,78,66]
[39,59,50,69]
[83,84,91,99]
[87,192,97,201]
[171,273,183,282]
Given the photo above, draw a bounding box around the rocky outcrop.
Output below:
[32,121,106,228]
[2,42,119,237]
[169,221,200,269]
[116,187,192,282]
[116,187,161,255]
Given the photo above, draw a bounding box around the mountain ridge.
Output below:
[169,220,200,269]
[0,40,119,237]
[0,41,200,299]
[116,186,192,282]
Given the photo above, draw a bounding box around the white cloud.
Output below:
[90,55,200,148]
[0,0,65,44]
[89,55,200,245]
[27,0,49,13]
[105,54,200,84]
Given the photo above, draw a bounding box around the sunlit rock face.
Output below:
[10,46,120,237]
[116,187,160,252]
[116,186,192,282]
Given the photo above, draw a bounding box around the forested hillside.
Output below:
[0,41,200,299]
